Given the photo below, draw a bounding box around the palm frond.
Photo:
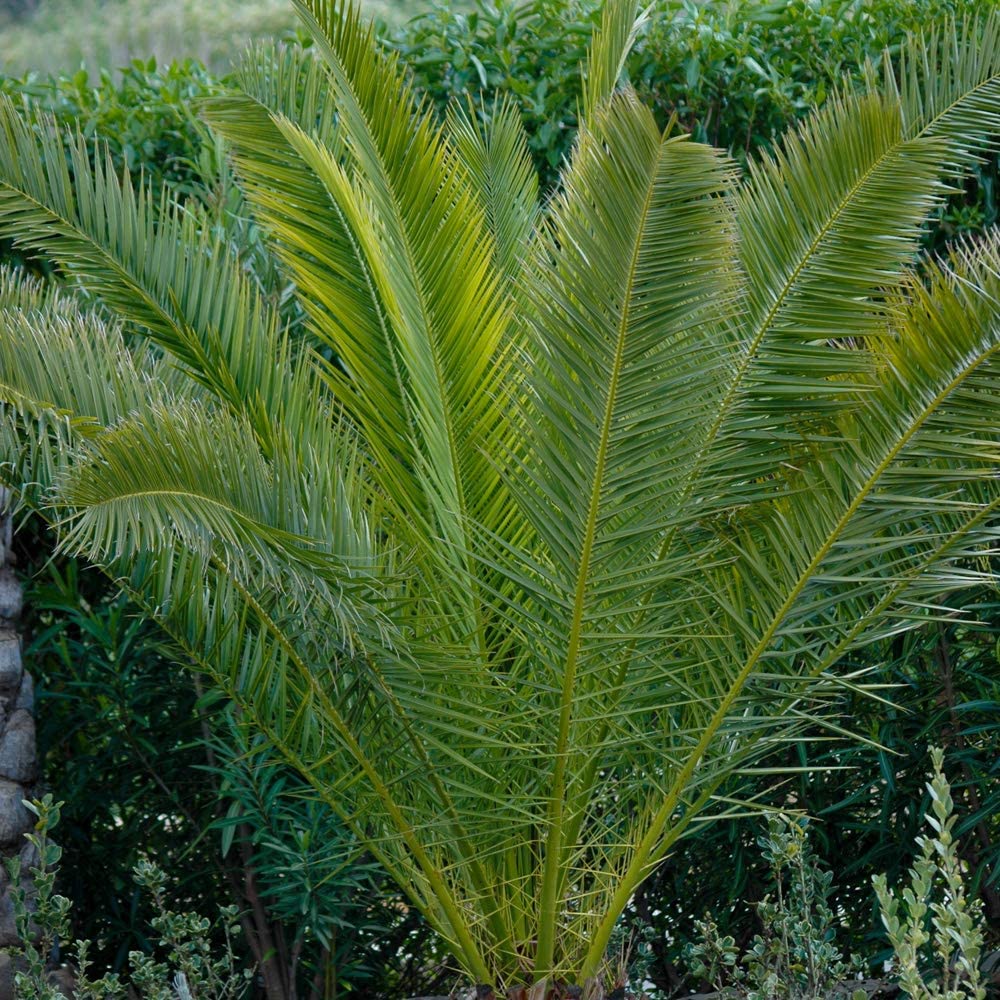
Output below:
[0,98,288,437]
[0,269,177,501]
[702,15,1000,490]
[581,0,648,121]
[447,98,539,286]
[577,230,1000,977]
[492,90,739,974]
[891,13,1000,156]
[287,0,513,552]
[208,3,529,668]
[115,542,494,977]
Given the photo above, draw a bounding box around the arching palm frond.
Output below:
[0,102,310,475]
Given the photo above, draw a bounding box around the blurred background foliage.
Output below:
[1,0,998,994]
[0,0,428,77]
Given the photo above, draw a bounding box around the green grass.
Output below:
[0,0,426,77]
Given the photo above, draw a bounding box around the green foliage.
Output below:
[7,795,254,1000]
[6,797,76,1000]
[0,0,996,991]
[0,59,224,194]
[620,604,1000,992]
[875,749,988,1000]
[207,716,452,995]
[679,752,990,1000]
[0,1,995,993]
[19,538,448,997]
[0,60,226,275]
[4,0,1000,990]
[389,0,595,178]
[21,548,232,969]
[2,0,997,240]
[390,0,999,236]
[124,860,253,1000]
[686,816,864,1000]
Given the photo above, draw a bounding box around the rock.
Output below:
[0,890,17,948]
[0,951,15,1000]
[0,571,20,624]
[17,838,38,872]
[0,711,36,783]
[13,672,32,714]
[0,637,20,691]
[0,781,32,844]
[48,965,76,998]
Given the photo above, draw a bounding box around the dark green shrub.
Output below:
[388,0,998,239]
[0,60,228,273]
[0,59,224,194]
[3,1,996,229]
[388,0,596,179]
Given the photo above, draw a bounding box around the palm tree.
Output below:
[2,1,1000,992]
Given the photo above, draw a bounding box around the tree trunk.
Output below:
[0,491,40,1000]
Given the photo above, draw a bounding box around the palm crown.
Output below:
[2,1,1000,991]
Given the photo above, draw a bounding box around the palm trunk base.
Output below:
[414,977,614,1000]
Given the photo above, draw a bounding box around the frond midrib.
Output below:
[534,131,661,975]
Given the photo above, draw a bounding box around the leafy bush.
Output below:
[0,60,226,274]
[3,0,997,245]
[21,548,229,970]
[686,815,864,1000]
[390,0,998,238]
[680,750,989,1000]
[0,59,224,194]
[7,795,254,1000]
[875,748,988,1000]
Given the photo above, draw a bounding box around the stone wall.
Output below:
[0,497,39,999]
